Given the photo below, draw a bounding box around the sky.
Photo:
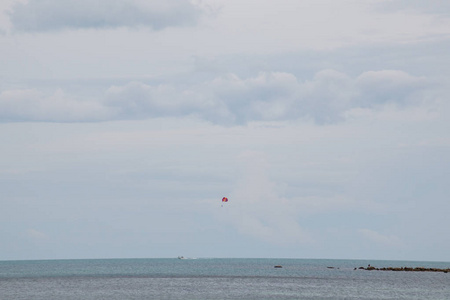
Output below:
[1,0,450,262]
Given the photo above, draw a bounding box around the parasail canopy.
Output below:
[222,197,228,202]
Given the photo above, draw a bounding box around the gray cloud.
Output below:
[9,0,201,32]
[0,70,431,124]
[104,81,230,122]
[355,70,427,107]
[0,88,113,122]
[193,70,428,124]
[375,0,450,16]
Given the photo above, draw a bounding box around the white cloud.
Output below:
[205,72,299,124]
[358,228,403,247]
[26,228,49,240]
[0,88,113,122]
[103,69,433,124]
[8,0,202,32]
[376,0,450,16]
[355,70,427,106]
[0,69,433,124]
[104,81,216,120]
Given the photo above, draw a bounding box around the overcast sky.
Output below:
[1,0,450,262]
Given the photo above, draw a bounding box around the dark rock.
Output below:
[358,266,450,273]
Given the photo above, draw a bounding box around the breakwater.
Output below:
[356,265,449,273]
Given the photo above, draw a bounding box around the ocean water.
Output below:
[0,258,449,299]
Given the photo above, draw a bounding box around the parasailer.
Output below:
[221,197,228,207]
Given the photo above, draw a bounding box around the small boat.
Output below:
[274,265,283,268]
[178,256,186,259]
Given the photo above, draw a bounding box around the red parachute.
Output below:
[221,197,228,207]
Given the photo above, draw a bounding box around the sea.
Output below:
[0,258,449,299]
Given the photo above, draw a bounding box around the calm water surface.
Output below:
[0,258,449,299]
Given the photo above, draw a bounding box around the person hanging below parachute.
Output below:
[221,197,228,207]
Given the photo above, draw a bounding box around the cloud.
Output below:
[355,70,427,107]
[358,228,403,247]
[8,0,201,32]
[100,71,355,124]
[0,69,431,124]
[103,70,429,125]
[204,72,300,124]
[0,88,113,122]
[26,228,49,240]
[376,0,450,16]
[104,81,217,120]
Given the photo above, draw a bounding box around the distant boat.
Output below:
[178,256,186,259]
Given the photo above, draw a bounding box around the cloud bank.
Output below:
[376,0,450,16]
[8,0,201,32]
[0,88,113,122]
[0,69,429,124]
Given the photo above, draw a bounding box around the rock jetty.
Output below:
[355,265,449,273]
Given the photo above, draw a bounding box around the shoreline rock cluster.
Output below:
[356,266,449,273]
